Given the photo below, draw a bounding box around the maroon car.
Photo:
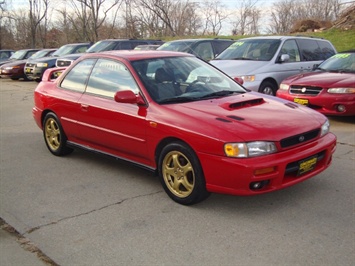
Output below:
[277,51,355,116]
[0,49,56,80]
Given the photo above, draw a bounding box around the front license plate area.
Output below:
[25,68,32,74]
[294,98,309,105]
[298,155,317,176]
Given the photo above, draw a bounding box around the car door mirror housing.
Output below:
[280,54,290,63]
[114,90,145,105]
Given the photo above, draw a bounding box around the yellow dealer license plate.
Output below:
[294,98,309,105]
[25,68,32,74]
[298,156,317,176]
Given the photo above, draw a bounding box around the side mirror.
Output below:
[114,90,145,105]
[279,54,290,63]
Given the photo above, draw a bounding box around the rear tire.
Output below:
[158,141,210,205]
[43,112,73,156]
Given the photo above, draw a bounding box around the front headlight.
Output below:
[224,141,277,158]
[279,83,289,90]
[328,88,355,94]
[320,119,330,137]
[240,75,255,82]
[36,63,48,67]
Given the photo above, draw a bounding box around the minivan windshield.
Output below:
[216,39,281,61]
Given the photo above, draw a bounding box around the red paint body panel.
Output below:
[33,51,337,196]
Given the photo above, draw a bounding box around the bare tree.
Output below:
[201,0,229,35]
[133,0,199,37]
[268,0,298,34]
[231,0,260,35]
[28,0,49,48]
[67,0,123,42]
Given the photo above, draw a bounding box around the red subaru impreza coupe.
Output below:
[33,50,336,205]
[277,50,355,116]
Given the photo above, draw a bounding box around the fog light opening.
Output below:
[250,180,270,191]
[336,105,346,112]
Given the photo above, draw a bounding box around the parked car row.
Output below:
[2,36,354,116]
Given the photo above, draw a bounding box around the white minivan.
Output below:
[210,36,336,95]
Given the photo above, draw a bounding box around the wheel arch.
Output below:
[259,78,278,95]
[154,137,199,169]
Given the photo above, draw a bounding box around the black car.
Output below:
[0,49,39,66]
[56,39,164,67]
[25,43,92,82]
[157,38,235,61]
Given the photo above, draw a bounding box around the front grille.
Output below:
[26,63,35,67]
[56,60,72,67]
[290,85,322,95]
[280,128,320,148]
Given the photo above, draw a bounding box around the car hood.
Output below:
[0,59,27,67]
[57,53,83,60]
[26,56,56,64]
[158,92,325,142]
[283,71,355,87]
[210,60,268,76]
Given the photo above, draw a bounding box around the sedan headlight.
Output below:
[240,75,255,82]
[36,63,48,67]
[328,88,355,94]
[279,83,289,90]
[224,141,277,158]
[320,119,330,137]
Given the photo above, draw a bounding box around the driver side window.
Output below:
[280,40,300,62]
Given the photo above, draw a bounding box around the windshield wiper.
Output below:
[159,96,198,104]
[198,90,244,99]
[230,57,253,60]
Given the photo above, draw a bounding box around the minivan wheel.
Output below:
[259,81,277,96]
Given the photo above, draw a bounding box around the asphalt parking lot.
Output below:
[0,78,354,266]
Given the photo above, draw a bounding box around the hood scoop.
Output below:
[221,98,265,110]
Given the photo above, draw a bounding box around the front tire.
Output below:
[43,112,73,156]
[259,81,277,95]
[158,141,210,205]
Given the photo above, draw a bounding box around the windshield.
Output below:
[157,41,194,53]
[132,56,246,104]
[216,39,281,61]
[318,52,355,73]
[52,45,76,57]
[29,50,53,59]
[9,50,27,60]
[87,41,117,53]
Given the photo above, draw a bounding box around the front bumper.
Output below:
[25,66,46,80]
[199,133,337,196]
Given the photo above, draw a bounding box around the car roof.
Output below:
[166,38,234,43]
[239,35,327,41]
[81,50,194,61]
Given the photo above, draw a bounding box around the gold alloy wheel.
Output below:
[44,118,61,151]
[162,151,195,198]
